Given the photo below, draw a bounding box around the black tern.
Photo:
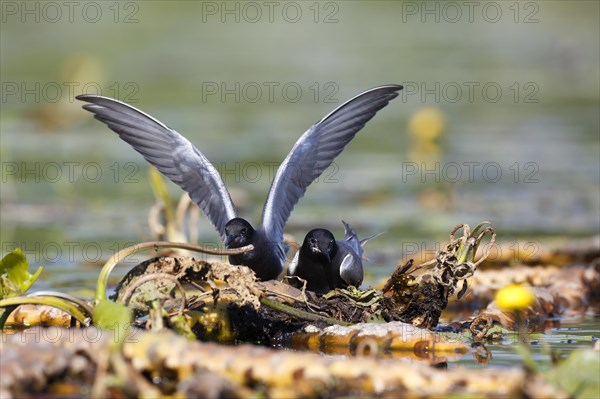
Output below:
[76,84,402,280]
[288,221,373,294]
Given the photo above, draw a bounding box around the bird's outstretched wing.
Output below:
[261,84,402,243]
[76,95,237,241]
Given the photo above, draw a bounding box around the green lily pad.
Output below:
[93,299,133,344]
[0,248,44,299]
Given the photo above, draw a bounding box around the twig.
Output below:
[280,276,322,313]
[27,290,95,317]
[260,296,351,326]
[121,272,187,315]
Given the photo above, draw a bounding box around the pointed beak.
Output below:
[311,244,329,262]
[224,235,233,248]
[320,248,331,263]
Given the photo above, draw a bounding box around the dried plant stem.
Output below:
[96,241,253,302]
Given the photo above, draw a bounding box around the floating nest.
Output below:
[2,222,599,398]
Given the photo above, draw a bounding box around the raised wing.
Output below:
[261,84,402,242]
[76,95,237,241]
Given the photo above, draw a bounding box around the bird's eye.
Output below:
[241,228,247,235]
[310,238,317,245]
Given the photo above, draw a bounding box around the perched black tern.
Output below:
[287,221,374,294]
[77,84,402,280]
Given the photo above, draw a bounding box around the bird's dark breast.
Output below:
[295,255,331,294]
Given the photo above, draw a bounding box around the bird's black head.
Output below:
[225,218,255,248]
[302,229,337,263]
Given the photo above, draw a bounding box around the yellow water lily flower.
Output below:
[495,284,535,310]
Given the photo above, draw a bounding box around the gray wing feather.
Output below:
[359,231,384,247]
[76,95,237,241]
[341,220,362,256]
[339,252,363,287]
[261,84,402,242]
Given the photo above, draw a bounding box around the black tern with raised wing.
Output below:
[77,84,402,280]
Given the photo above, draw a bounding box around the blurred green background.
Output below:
[1,1,599,290]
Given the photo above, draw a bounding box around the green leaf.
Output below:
[93,299,133,344]
[148,165,187,242]
[148,165,175,226]
[544,349,600,399]
[169,314,196,340]
[0,248,44,298]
